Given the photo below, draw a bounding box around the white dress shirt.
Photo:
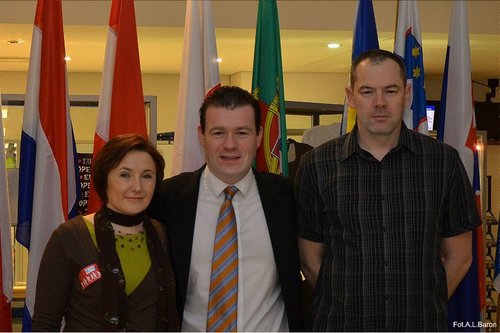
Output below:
[181,167,289,332]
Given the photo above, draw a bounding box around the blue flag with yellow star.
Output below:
[394,0,428,134]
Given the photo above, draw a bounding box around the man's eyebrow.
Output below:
[357,84,400,90]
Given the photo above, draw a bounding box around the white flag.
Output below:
[171,0,220,175]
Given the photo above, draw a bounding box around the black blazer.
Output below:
[149,166,304,331]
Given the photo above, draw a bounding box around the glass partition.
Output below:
[1,94,157,296]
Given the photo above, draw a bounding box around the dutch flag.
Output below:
[16,0,79,330]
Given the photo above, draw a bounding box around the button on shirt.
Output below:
[296,124,481,331]
[182,167,288,331]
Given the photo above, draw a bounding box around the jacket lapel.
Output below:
[167,167,204,311]
[254,170,289,278]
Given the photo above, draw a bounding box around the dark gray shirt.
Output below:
[296,124,481,331]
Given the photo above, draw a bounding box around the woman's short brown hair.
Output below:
[91,133,165,203]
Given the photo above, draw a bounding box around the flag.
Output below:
[394,0,428,134]
[16,0,79,330]
[0,91,13,332]
[340,0,379,134]
[87,0,147,213]
[436,1,485,330]
[251,0,288,175]
[171,0,220,175]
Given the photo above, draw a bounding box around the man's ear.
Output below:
[404,82,412,108]
[345,86,355,108]
[197,125,205,148]
[256,126,263,149]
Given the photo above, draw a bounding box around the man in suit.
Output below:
[149,86,303,331]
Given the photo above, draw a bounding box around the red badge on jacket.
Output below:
[78,263,102,290]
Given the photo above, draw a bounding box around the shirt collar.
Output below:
[204,166,254,199]
[340,125,360,162]
[397,122,418,155]
[340,122,417,162]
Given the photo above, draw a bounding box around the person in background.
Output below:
[301,122,341,148]
[295,49,481,331]
[149,86,304,331]
[32,134,179,331]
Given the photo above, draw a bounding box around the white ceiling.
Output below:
[0,0,499,79]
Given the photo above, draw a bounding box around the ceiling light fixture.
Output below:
[64,56,72,61]
[6,39,24,45]
[0,57,29,62]
[216,58,223,63]
[327,43,340,49]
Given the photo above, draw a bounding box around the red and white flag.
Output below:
[87,0,147,213]
[171,0,220,175]
[16,0,79,330]
[0,91,13,332]
[436,1,485,327]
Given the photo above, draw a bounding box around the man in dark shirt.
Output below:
[295,49,481,331]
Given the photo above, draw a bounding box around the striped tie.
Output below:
[206,186,239,332]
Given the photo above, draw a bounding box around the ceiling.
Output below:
[0,0,499,79]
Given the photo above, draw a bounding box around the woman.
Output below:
[32,134,180,331]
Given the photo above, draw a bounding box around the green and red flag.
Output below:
[251,0,288,176]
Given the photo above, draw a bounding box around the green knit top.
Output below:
[84,218,151,295]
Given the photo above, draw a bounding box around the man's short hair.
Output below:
[350,49,407,88]
[199,86,261,134]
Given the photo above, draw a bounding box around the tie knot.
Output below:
[224,186,238,200]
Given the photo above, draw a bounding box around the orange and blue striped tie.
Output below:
[206,186,239,332]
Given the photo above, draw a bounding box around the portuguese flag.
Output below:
[251,0,288,176]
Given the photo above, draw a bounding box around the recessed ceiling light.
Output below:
[327,43,340,49]
[6,39,24,45]
[216,58,223,63]
[64,56,72,61]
